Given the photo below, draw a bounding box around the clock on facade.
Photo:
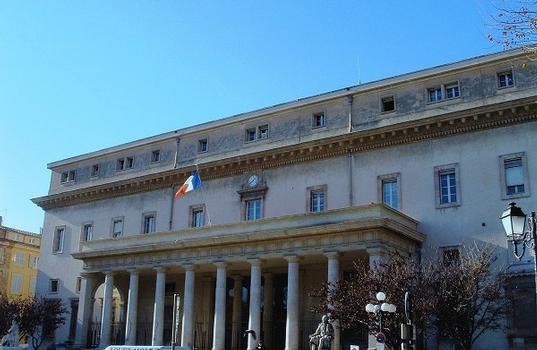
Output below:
[247,175,259,188]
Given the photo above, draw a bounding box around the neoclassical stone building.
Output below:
[34,48,537,350]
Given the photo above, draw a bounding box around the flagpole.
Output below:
[195,164,212,226]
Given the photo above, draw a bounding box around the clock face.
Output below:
[248,175,258,188]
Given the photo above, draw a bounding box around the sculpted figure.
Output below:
[309,314,334,350]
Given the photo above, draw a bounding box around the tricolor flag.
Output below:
[175,170,203,197]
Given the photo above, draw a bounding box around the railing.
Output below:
[87,322,125,348]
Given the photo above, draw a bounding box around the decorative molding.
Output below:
[33,99,537,210]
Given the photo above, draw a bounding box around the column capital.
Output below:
[154,266,167,273]
[247,258,264,266]
[126,267,139,274]
[80,271,98,279]
[213,261,228,269]
[284,255,301,263]
[324,251,341,259]
[102,270,117,277]
[183,264,196,272]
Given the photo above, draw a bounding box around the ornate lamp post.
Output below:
[365,292,397,346]
[499,202,537,318]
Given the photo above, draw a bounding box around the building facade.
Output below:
[0,217,41,299]
[33,48,537,350]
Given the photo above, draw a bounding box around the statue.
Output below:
[309,315,334,350]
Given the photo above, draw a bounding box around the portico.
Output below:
[72,204,424,350]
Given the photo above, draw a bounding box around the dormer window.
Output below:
[497,70,514,88]
[381,96,395,113]
[91,164,100,177]
[117,156,134,171]
[151,150,161,163]
[245,125,270,142]
[258,125,269,139]
[312,112,326,128]
[198,139,208,153]
[60,170,76,183]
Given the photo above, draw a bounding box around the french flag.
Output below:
[175,170,203,197]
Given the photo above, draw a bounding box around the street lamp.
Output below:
[499,202,537,320]
[365,291,397,344]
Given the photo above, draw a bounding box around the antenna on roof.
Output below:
[357,55,362,85]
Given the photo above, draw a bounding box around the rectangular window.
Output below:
[117,158,125,171]
[91,164,100,177]
[382,179,399,209]
[143,213,156,234]
[500,153,529,199]
[126,157,134,169]
[505,158,525,195]
[61,170,76,183]
[445,82,460,99]
[11,274,23,294]
[497,70,514,88]
[52,227,65,254]
[257,125,269,139]
[428,87,442,102]
[245,198,262,221]
[309,189,326,213]
[439,172,457,204]
[198,139,208,153]
[75,277,82,294]
[191,207,205,228]
[151,150,161,162]
[435,164,461,208]
[312,112,326,128]
[49,279,59,293]
[246,128,257,142]
[381,96,395,112]
[29,255,39,268]
[14,252,24,266]
[112,219,123,238]
[82,224,93,241]
[30,277,36,295]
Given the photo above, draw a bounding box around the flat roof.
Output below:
[48,46,532,169]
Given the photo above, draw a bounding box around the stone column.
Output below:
[212,262,227,350]
[181,265,196,348]
[262,273,273,350]
[325,252,341,350]
[248,260,262,350]
[74,272,98,348]
[100,271,115,348]
[152,267,166,346]
[285,256,300,350]
[125,269,139,345]
[231,275,242,350]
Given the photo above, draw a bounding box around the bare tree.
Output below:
[0,295,15,340]
[312,252,436,350]
[488,1,537,51]
[313,247,509,350]
[432,247,510,350]
[13,297,67,350]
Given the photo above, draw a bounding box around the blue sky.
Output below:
[0,0,503,233]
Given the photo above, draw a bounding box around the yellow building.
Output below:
[0,217,41,299]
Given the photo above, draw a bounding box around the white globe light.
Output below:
[381,303,390,312]
[389,304,397,313]
[374,304,381,312]
[365,303,375,313]
[376,292,386,301]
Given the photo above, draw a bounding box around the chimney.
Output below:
[0,216,3,226]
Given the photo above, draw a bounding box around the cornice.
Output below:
[33,97,537,210]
